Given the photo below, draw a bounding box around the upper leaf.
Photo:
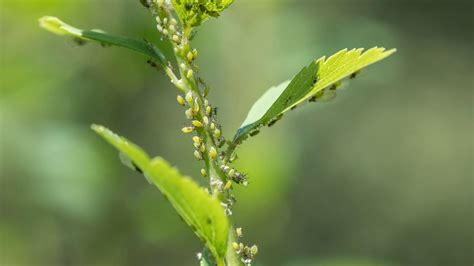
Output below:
[233,47,396,144]
[91,125,229,265]
[39,16,166,66]
[172,0,234,28]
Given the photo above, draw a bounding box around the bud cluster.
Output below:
[232,228,258,266]
[220,164,248,187]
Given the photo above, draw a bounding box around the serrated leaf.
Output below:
[172,0,234,28]
[39,16,166,65]
[233,47,396,143]
[91,124,229,265]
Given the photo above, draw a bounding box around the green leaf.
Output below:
[39,16,166,65]
[172,0,234,28]
[233,47,396,144]
[91,125,229,265]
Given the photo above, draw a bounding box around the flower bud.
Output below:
[192,136,201,145]
[214,128,221,138]
[185,109,193,119]
[250,245,258,257]
[228,169,235,178]
[187,51,194,62]
[236,227,243,238]
[181,127,194,133]
[194,150,202,160]
[185,91,193,103]
[192,120,203,128]
[209,147,217,160]
[232,242,239,251]
[172,35,180,43]
[200,168,207,177]
[186,69,194,79]
[206,106,212,116]
[202,116,209,125]
[176,95,185,106]
[224,180,232,190]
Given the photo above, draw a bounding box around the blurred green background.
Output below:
[1,0,472,265]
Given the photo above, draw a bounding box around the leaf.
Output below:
[39,16,166,65]
[233,47,396,144]
[172,0,234,28]
[91,125,229,265]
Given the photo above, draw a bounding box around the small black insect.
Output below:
[139,0,150,8]
[249,130,260,137]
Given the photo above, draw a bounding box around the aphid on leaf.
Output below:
[350,70,361,79]
[249,130,260,137]
[139,0,150,8]
[119,152,143,174]
[329,81,342,91]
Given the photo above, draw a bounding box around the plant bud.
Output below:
[236,227,243,238]
[192,136,201,145]
[250,245,258,257]
[172,35,180,43]
[232,242,239,251]
[202,116,209,125]
[214,128,221,138]
[181,127,194,133]
[210,123,216,130]
[169,25,176,33]
[200,168,207,177]
[224,180,232,190]
[192,48,198,58]
[192,120,203,128]
[186,69,194,79]
[209,147,217,160]
[163,18,168,24]
[185,108,193,119]
[185,91,193,103]
[176,95,185,106]
[180,63,186,70]
[200,145,206,153]
[228,169,235,178]
[187,51,194,62]
[206,106,212,116]
[194,150,202,160]
[162,29,169,36]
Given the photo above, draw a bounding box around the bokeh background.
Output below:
[1,0,472,265]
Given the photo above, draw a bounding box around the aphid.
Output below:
[228,169,236,178]
[140,0,150,8]
[268,114,283,127]
[249,130,260,137]
[290,104,298,110]
[200,168,207,177]
[212,107,218,116]
[329,81,342,91]
[119,152,143,174]
[202,116,209,125]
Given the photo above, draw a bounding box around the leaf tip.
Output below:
[39,16,82,37]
